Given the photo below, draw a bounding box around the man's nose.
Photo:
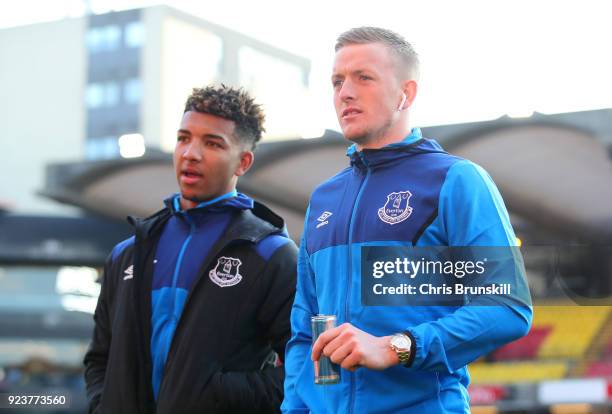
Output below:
[182,141,203,161]
[338,79,356,101]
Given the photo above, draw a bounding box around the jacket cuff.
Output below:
[402,330,417,368]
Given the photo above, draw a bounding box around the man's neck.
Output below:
[357,128,412,151]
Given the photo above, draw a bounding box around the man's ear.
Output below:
[401,79,418,108]
[235,150,254,177]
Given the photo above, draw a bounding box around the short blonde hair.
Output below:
[335,26,420,80]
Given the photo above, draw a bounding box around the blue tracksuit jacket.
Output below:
[282,128,532,413]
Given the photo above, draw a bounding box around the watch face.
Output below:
[392,334,411,350]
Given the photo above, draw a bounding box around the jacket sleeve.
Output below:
[406,160,533,374]
[83,253,115,414]
[282,208,318,414]
[211,239,298,414]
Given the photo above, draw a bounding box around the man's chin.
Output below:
[342,129,369,146]
[177,191,206,207]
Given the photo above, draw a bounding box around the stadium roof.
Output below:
[41,109,612,242]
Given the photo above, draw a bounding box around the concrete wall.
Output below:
[0,18,86,214]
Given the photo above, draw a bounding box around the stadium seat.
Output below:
[492,325,551,360]
[584,361,612,378]
[534,306,611,360]
[468,361,568,384]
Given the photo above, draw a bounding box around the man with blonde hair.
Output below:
[282,27,532,413]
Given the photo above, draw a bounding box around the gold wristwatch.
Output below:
[390,333,412,365]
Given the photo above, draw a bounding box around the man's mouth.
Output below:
[180,169,203,184]
[342,107,362,119]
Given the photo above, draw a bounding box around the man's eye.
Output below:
[177,136,187,142]
[332,79,343,88]
[360,75,372,81]
[206,141,222,148]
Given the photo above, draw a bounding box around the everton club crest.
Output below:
[377,191,413,225]
[209,256,243,287]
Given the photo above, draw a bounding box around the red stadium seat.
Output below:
[585,361,612,378]
[492,326,552,361]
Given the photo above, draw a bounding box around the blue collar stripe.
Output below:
[346,128,422,156]
[173,190,238,212]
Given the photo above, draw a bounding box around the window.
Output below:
[86,25,121,53]
[238,47,308,138]
[105,82,119,106]
[105,26,121,50]
[85,82,120,108]
[85,136,118,160]
[124,21,145,48]
[86,83,105,108]
[86,28,103,53]
[124,78,142,104]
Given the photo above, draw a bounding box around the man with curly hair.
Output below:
[84,84,297,414]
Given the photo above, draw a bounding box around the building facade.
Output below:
[0,5,310,213]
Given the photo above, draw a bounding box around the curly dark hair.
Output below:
[184,84,265,149]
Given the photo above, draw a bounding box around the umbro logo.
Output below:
[316,211,333,229]
[123,265,134,280]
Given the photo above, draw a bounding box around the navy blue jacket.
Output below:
[84,195,297,414]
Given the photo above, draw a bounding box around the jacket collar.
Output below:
[164,190,254,214]
[346,128,446,169]
[128,198,286,245]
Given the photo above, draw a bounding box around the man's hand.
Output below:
[311,323,399,371]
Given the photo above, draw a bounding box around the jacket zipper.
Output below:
[345,152,370,414]
[171,215,195,312]
[157,214,195,399]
